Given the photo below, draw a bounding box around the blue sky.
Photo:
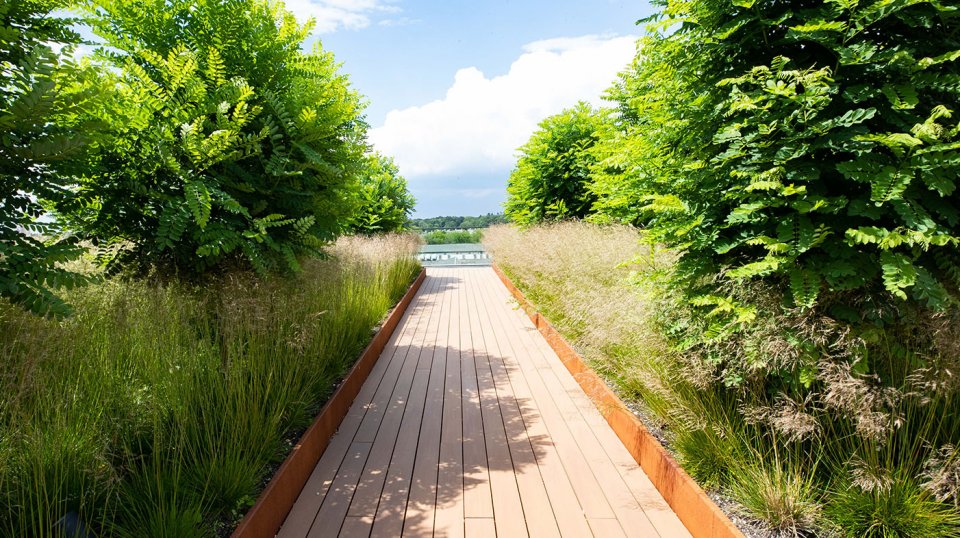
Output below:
[284,1,654,217]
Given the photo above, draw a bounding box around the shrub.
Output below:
[596,0,960,311]
[505,102,607,225]
[55,0,367,274]
[349,153,415,234]
[0,0,103,315]
[485,223,960,535]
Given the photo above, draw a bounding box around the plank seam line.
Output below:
[309,272,440,535]
[474,267,585,531]
[485,269,655,534]
[469,265,532,536]
[368,269,447,533]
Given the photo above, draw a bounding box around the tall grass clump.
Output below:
[486,223,960,537]
[0,234,420,537]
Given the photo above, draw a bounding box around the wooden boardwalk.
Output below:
[278,267,690,538]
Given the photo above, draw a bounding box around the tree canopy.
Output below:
[505,102,608,226]
[601,0,960,312]
[349,153,416,234]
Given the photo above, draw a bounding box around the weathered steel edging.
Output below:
[232,268,427,538]
[492,263,744,538]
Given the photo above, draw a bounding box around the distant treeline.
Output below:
[409,213,507,230]
[422,230,482,245]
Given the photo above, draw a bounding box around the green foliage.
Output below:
[0,0,104,316]
[409,213,506,230]
[0,241,420,535]
[348,153,415,234]
[55,0,367,274]
[506,102,607,225]
[423,229,482,244]
[487,223,960,536]
[595,0,960,312]
[828,472,960,537]
[729,458,822,534]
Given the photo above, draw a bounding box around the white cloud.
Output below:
[283,0,400,33]
[369,34,638,178]
[378,16,419,27]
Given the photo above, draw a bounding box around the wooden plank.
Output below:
[368,269,449,537]
[536,365,659,536]
[466,269,560,538]
[471,269,595,537]
[464,270,528,538]
[304,442,372,538]
[460,272,494,520]
[588,519,627,538]
[490,272,662,536]
[348,275,446,517]
[339,517,373,538]
[472,270,616,519]
[464,518,496,538]
[402,268,455,536]
[434,268,466,538]
[354,273,441,443]
[278,274,430,538]
[491,264,741,538]
[531,330,689,538]
[476,270,623,523]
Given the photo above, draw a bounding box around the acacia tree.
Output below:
[55,0,367,274]
[597,0,960,312]
[0,0,104,315]
[348,153,415,235]
[505,102,608,225]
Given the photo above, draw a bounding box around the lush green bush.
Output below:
[505,102,607,225]
[422,229,482,244]
[0,0,104,316]
[485,223,960,536]
[0,236,420,536]
[54,0,367,274]
[349,153,415,234]
[596,0,960,313]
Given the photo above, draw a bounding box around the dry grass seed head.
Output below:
[819,361,902,441]
[332,233,420,266]
[770,394,820,443]
[849,456,894,494]
[922,444,960,506]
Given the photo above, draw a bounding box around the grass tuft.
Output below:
[730,458,822,536]
[0,234,420,536]
[827,472,960,538]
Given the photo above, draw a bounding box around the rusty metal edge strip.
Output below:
[232,268,427,538]
[492,263,744,538]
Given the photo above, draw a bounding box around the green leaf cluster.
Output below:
[505,102,608,225]
[0,0,103,316]
[593,0,960,312]
[53,0,368,274]
[348,152,416,235]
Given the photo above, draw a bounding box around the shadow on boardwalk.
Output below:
[279,269,686,538]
